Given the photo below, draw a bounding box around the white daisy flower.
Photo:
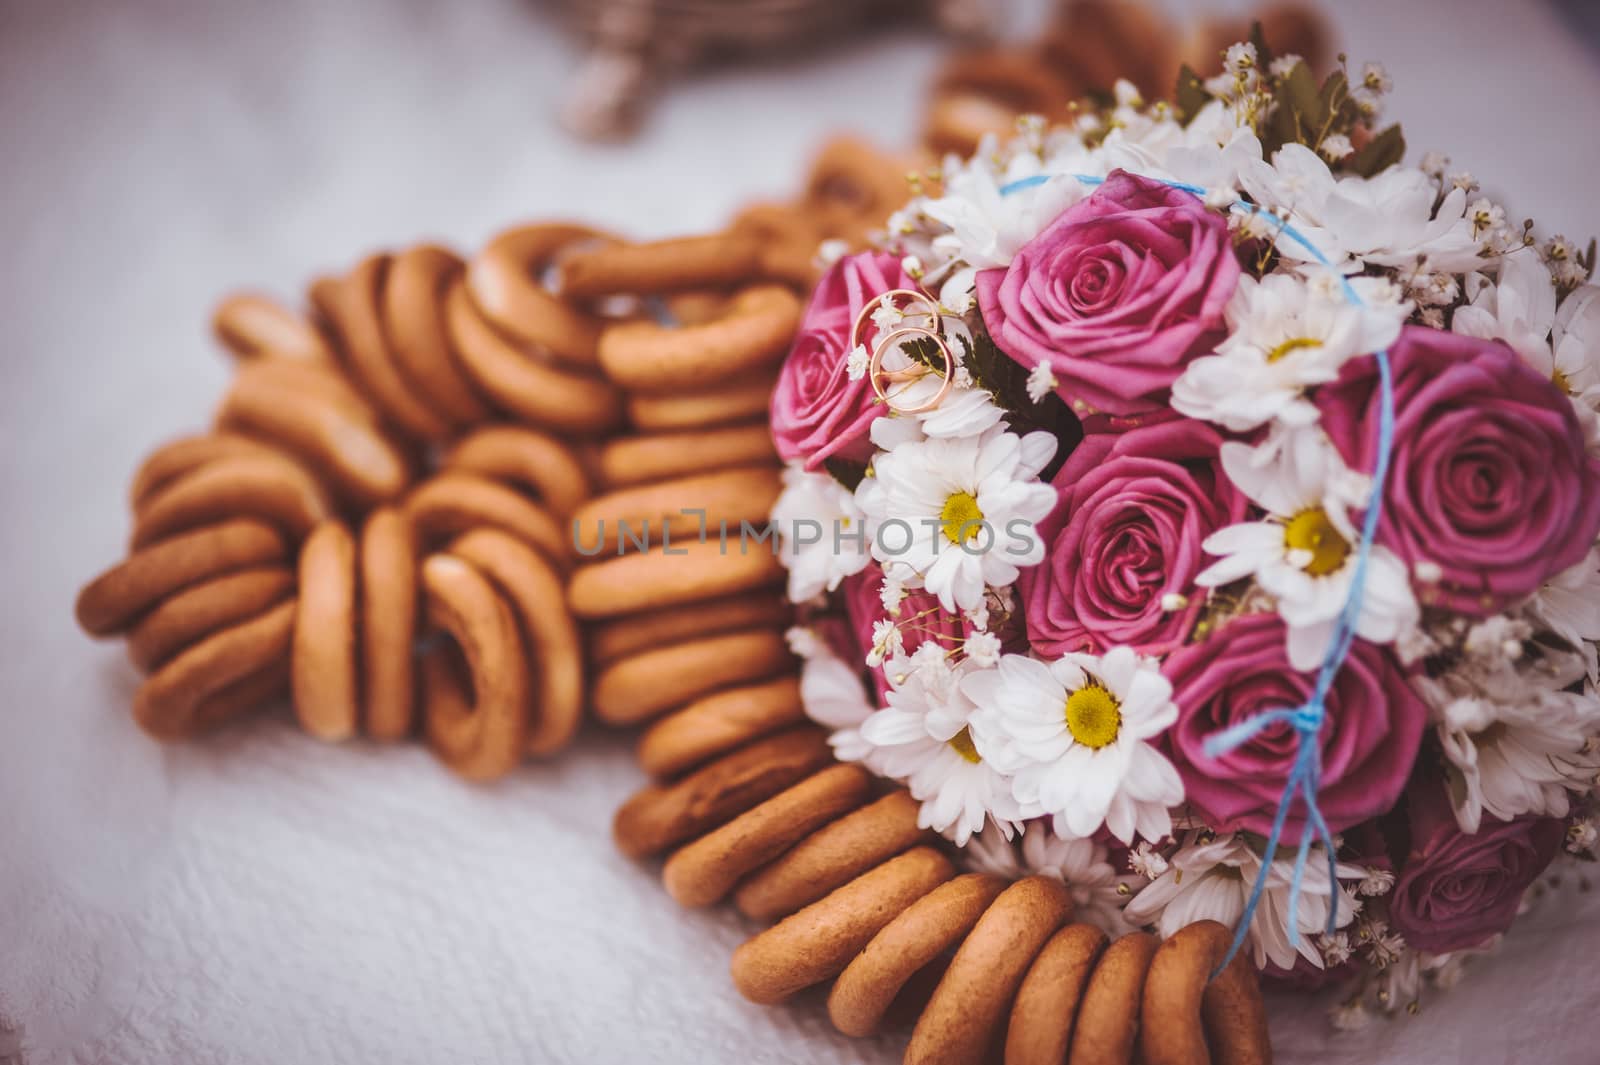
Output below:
[921,142,1091,271]
[1529,548,1600,681]
[858,425,1056,613]
[1452,247,1557,374]
[860,656,1028,845]
[963,647,1184,845]
[771,463,871,603]
[798,637,881,769]
[1018,823,1141,936]
[962,823,1141,937]
[1552,283,1600,397]
[1429,685,1600,833]
[1122,830,1364,971]
[1197,427,1419,670]
[1172,271,1407,431]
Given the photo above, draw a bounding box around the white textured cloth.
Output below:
[3,2,1598,1063]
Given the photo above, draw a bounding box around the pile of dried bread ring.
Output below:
[614,724,1274,1064]
[74,135,910,780]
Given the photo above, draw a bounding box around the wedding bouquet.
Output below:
[768,35,1600,1023]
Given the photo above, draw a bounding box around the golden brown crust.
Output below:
[591,630,794,726]
[404,471,568,569]
[733,790,932,921]
[310,255,453,440]
[419,553,530,781]
[625,375,776,431]
[126,566,295,673]
[589,592,791,667]
[829,873,1009,1038]
[77,519,288,636]
[133,598,296,739]
[212,292,334,363]
[382,243,492,425]
[636,675,803,779]
[567,537,784,620]
[612,727,833,859]
[444,425,592,518]
[359,507,418,741]
[1006,923,1110,1065]
[597,285,801,394]
[130,450,331,549]
[571,466,782,559]
[448,528,585,757]
[292,520,360,742]
[730,845,956,1006]
[594,423,777,489]
[662,763,872,907]
[445,275,624,434]
[561,232,762,299]
[1068,931,1159,1065]
[1140,919,1272,1065]
[467,223,610,366]
[128,432,285,511]
[217,359,411,506]
[906,875,1075,1065]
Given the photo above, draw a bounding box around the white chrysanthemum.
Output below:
[858,425,1056,613]
[1435,693,1600,833]
[1173,271,1407,430]
[1552,283,1600,399]
[1197,428,1419,670]
[1239,145,1481,273]
[964,823,1140,936]
[860,656,1028,845]
[963,647,1183,844]
[922,140,1092,271]
[1122,831,1365,971]
[1529,548,1600,681]
[771,463,871,603]
[798,637,881,769]
[1452,247,1558,373]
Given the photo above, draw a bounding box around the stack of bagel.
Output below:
[74,136,911,780]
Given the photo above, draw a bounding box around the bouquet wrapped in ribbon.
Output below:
[770,34,1600,1022]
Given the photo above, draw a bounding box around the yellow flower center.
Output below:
[940,491,985,544]
[1553,368,1574,396]
[947,726,981,764]
[1265,336,1323,363]
[1065,682,1122,749]
[1283,507,1351,577]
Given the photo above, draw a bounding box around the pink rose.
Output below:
[1018,417,1247,657]
[1389,777,1562,953]
[1162,613,1427,841]
[976,169,1240,417]
[771,251,916,469]
[1317,327,1600,615]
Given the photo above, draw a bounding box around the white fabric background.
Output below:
[3,1,1598,1062]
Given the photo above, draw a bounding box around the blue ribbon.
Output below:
[999,170,1396,972]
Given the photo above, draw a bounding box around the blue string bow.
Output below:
[1000,171,1396,973]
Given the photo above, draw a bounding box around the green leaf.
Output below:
[1316,69,1350,130]
[823,457,867,493]
[1174,64,1209,126]
[1347,123,1406,177]
[964,329,1083,481]
[1264,60,1320,152]
[1249,20,1275,70]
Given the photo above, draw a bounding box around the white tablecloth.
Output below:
[3,2,1598,1062]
